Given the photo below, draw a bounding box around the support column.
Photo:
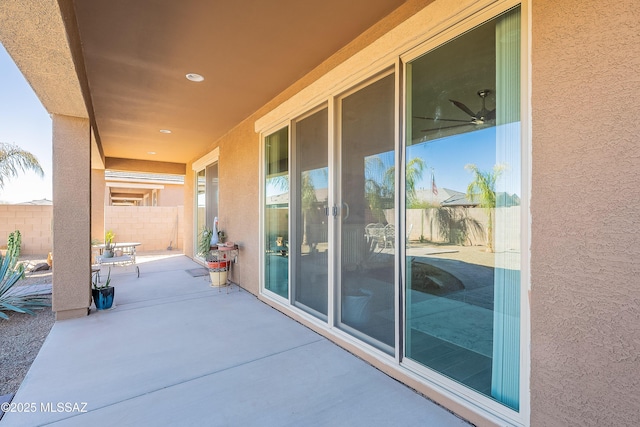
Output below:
[91,168,105,245]
[52,115,91,320]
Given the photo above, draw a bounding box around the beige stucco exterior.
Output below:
[1,0,638,425]
[91,169,105,243]
[530,0,640,425]
[51,115,91,320]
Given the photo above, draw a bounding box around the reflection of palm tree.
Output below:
[465,163,504,252]
[268,173,289,193]
[365,156,426,222]
[365,156,394,223]
[406,158,426,207]
[0,143,44,189]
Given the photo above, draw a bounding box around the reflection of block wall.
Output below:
[104,206,184,252]
[405,208,511,247]
[0,205,53,255]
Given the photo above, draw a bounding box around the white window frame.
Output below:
[192,147,220,260]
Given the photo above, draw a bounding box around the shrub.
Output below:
[0,253,50,320]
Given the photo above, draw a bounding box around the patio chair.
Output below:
[383,224,395,248]
[365,223,385,249]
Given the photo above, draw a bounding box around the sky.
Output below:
[266,124,521,200]
[0,43,53,204]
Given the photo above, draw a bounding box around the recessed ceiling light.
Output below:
[159,129,172,134]
[148,151,157,155]
[186,73,204,82]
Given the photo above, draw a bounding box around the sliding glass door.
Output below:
[404,6,521,410]
[338,73,396,353]
[293,108,329,318]
[260,5,523,412]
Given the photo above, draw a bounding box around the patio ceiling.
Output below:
[65,0,406,165]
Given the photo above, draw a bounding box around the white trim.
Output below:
[106,182,164,190]
[259,123,292,301]
[192,147,219,171]
[520,0,532,425]
[258,129,266,295]
[393,58,402,364]
[327,96,336,328]
[192,148,220,259]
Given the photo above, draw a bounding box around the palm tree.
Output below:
[465,163,505,252]
[0,143,44,190]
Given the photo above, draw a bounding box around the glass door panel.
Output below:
[206,163,219,227]
[339,73,396,352]
[294,109,329,318]
[404,7,521,410]
[264,127,289,298]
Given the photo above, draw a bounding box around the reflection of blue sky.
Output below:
[266,177,287,198]
[410,123,521,196]
[307,168,328,190]
[265,122,521,199]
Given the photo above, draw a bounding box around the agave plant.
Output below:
[0,254,50,320]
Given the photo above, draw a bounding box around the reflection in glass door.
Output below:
[195,164,218,259]
[206,163,219,228]
[404,7,521,410]
[264,127,290,299]
[339,73,396,353]
[293,109,329,318]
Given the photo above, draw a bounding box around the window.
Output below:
[264,127,289,299]
[404,6,521,410]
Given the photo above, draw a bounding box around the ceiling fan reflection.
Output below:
[415,89,496,132]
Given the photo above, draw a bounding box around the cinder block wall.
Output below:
[0,205,53,256]
[0,204,185,256]
[104,206,184,252]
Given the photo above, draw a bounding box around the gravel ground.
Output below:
[0,258,55,397]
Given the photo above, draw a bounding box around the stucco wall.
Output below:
[0,205,53,255]
[157,184,184,207]
[52,115,91,320]
[531,1,640,425]
[91,168,105,245]
[217,124,260,294]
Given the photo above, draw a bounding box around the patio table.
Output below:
[93,242,141,279]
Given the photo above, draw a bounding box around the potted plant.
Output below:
[103,230,115,258]
[92,268,114,310]
[197,226,213,257]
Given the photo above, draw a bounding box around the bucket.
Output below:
[209,270,228,287]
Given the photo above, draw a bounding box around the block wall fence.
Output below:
[104,206,184,253]
[0,205,53,255]
[0,205,184,256]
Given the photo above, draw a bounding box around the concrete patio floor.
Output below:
[2,254,469,426]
